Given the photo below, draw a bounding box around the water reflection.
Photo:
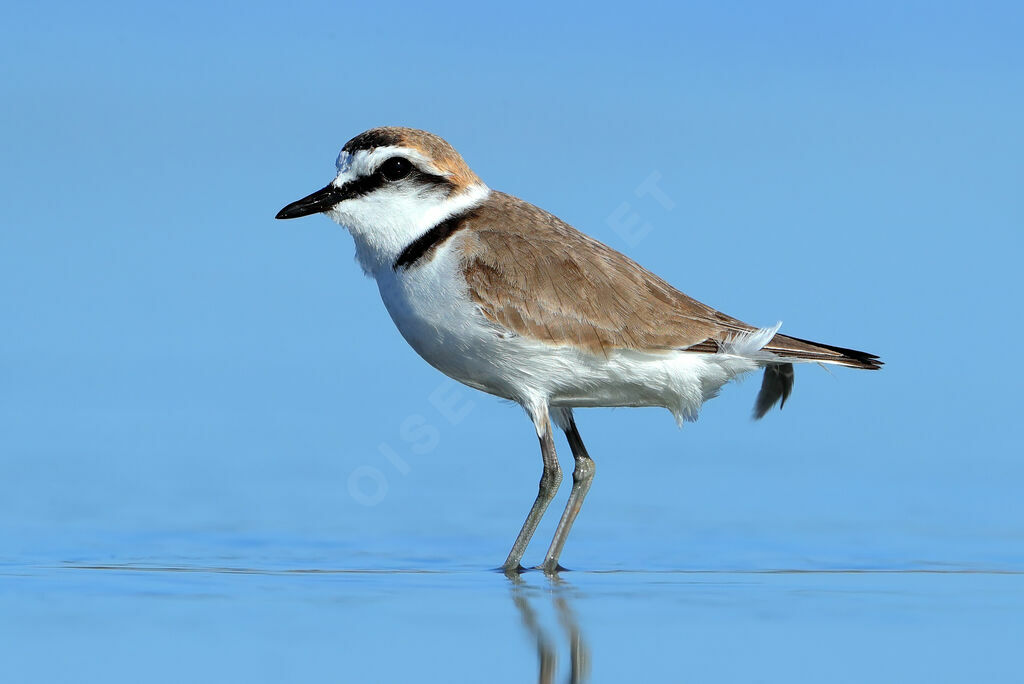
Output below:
[510,576,590,684]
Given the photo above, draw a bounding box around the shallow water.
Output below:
[3,537,1022,683]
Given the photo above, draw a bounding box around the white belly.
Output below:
[372,242,760,423]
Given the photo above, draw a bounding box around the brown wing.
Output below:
[458,191,754,357]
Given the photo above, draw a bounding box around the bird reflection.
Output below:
[510,576,590,684]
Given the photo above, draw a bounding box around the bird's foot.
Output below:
[498,563,528,578]
[536,560,568,575]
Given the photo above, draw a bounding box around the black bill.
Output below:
[275,183,347,220]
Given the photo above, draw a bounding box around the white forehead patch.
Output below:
[335,150,354,174]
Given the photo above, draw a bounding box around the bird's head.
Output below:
[277,127,488,272]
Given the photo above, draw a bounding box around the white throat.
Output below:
[327,182,489,275]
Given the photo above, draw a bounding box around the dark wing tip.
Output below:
[774,335,883,370]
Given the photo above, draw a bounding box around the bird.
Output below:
[276,126,882,575]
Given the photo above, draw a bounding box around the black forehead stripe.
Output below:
[393,206,479,271]
[342,129,405,153]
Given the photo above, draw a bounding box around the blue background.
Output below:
[2,2,1022,682]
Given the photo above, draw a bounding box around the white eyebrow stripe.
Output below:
[333,146,448,185]
[363,146,445,176]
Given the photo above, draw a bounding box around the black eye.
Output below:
[379,157,412,181]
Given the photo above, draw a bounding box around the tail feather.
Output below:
[753,332,881,419]
[753,363,794,419]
